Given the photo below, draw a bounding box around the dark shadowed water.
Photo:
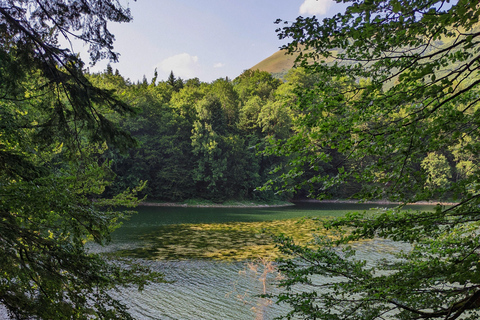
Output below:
[112,202,433,242]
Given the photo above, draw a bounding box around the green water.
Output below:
[103,202,436,320]
[121,202,435,225]
[112,201,434,243]
[121,202,388,226]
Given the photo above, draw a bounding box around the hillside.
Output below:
[249,49,299,77]
[250,47,336,78]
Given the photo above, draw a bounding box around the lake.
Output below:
[95,202,434,320]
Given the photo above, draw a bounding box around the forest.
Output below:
[92,66,467,204]
[3,0,480,319]
[89,67,300,203]
[91,67,299,203]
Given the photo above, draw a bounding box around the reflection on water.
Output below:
[108,260,289,320]
[112,218,335,261]
[117,202,416,230]
[96,239,408,320]
[98,202,434,320]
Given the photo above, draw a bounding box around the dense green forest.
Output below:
[90,65,471,204]
[89,67,302,203]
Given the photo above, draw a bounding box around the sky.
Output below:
[78,0,345,83]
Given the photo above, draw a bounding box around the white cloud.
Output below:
[213,62,225,68]
[299,0,333,16]
[158,53,199,79]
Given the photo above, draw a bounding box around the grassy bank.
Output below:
[139,199,294,208]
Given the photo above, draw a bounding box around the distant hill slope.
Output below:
[249,49,299,78]
[250,47,333,78]
[251,26,475,80]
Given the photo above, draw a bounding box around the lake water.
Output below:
[96,202,434,320]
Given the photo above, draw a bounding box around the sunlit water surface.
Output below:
[90,202,434,320]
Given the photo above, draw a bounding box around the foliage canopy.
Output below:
[270,0,480,319]
[0,1,164,319]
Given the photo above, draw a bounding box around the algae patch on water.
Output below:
[113,218,335,261]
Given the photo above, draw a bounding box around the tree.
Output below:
[167,70,183,92]
[102,77,196,201]
[233,69,281,103]
[167,71,177,87]
[210,78,239,127]
[421,152,452,190]
[0,1,163,319]
[269,1,480,319]
[190,95,229,201]
[106,63,114,75]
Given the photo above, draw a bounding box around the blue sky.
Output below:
[81,0,344,82]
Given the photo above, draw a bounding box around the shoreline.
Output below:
[138,199,457,208]
[138,201,295,208]
[291,199,458,206]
